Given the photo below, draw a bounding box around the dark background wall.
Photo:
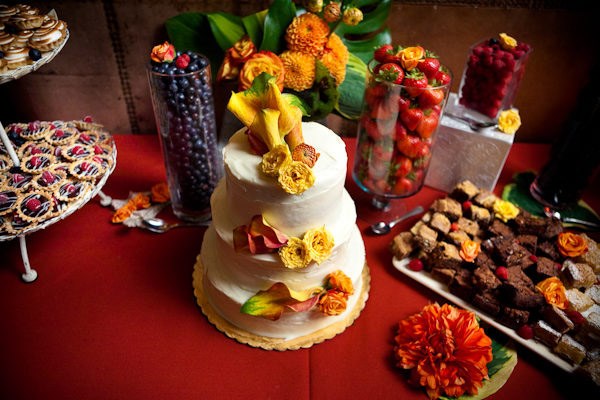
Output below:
[1,0,598,143]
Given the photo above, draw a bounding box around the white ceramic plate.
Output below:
[392,256,576,373]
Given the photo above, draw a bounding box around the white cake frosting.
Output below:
[200,121,366,340]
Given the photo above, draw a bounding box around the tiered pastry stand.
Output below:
[0,25,116,283]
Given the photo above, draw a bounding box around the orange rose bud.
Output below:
[217,54,240,82]
[459,239,480,262]
[557,232,588,258]
[150,41,175,63]
[536,277,568,309]
[230,35,256,64]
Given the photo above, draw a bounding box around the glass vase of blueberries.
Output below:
[147,42,223,222]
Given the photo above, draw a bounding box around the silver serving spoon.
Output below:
[369,205,424,235]
[543,207,600,230]
[445,113,497,131]
[141,217,210,233]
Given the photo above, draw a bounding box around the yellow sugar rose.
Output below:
[279,237,311,269]
[398,46,425,71]
[499,33,517,50]
[497,108,521,134]
[278,160,315,195]
[303,226,334,264]
[493,199,520,222]
[261,144,291,177]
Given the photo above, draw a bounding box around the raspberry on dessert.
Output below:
[495,266,508,280]
[408,258,424,271]
[517,324,534,340]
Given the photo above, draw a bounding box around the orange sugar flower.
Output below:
[459,239,480,262]
[394,303,493,400]
[111,202,136,223]
[131,193,151,209]
[318,289,348,316]
[151,182,170,203]
[398,46,425,71]
[557,232,588,258]
[285,12,330,57]
[536,277,568,309]
[150,41,175,63]
[280,50,316,92]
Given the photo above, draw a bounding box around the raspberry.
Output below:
[450,222,460,232]
[517,324,534,340]
[55,129,65,138]
[25,198,42,212]
[72,146,85,155]
[94,145,103,155]
[462,200,472,211]
[408,258,424,271]
[529,255,538,262]
[175,54,190,69]
[30,156,42,167]
[83,115,93,123]
[495,266,508,280]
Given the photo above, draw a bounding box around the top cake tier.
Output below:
[222,122,348,237]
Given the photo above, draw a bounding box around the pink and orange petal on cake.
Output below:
[241,282,323,321]
[233,214,288,254]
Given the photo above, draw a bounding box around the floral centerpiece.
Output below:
[165,0,392,121]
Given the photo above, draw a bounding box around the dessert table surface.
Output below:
[1,134,598,399]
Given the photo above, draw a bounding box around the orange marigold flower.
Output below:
[280,50,316,91]
[318,33,348,85]
[285,12,330,57]
[151,182,170,203]
[325,270,354,295]
[394,303,493,400]
[318,289,348,315]
[111,202,136,223]
[131,193,151,209]
[536,277,568,309]
[239,51,285,91]
[557,232,588,258]
[459,239,480,262]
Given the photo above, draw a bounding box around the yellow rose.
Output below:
[239,51,285,91]
[459,239,480,262]
[493,199,520,222]
[150,41,175,63]
[497,108,521,134]
[261,144,291,177]
[318,289,348,315]
[398,46,425,71]
[278,160,315,194]
[536,277,568,309]
[279,237,311,269]
[303,226,334,264]
[499,33,517,50]
[326,270,354,295]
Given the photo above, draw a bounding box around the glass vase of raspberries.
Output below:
[147,42,223,222]
[353,45,452,212]
[458,33,532,120]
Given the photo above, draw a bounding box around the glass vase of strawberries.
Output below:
[353,44,452,210]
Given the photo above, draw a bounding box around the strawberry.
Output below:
[398,95,411,113]
[417,56,440,80]
[374,44,394,63]
[400,108,423,131]
[362,116,382,141]
[365,84,387,105]
[369,96,395,120]
[418,87,445,109]
[396,134,423,158]
[392,155,412,177]
[403,70,428,97]
[433,69,451,86]
[376,63,405,84]
[393,177,413,196]
[415,112,438,139]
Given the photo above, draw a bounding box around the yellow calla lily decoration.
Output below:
[227,73,303,151]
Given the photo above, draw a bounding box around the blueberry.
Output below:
[0,50,4,58]
[29,48,42,61]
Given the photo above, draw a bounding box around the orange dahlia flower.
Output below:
[319,33,348,85]
[285,12,330,57]
[280,50,316,91]
[394,303,493,400]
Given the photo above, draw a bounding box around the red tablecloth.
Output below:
[1,135,598,399]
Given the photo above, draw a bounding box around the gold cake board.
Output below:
[192,254,370,351]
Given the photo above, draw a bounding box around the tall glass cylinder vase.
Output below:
[147,53,223,222]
